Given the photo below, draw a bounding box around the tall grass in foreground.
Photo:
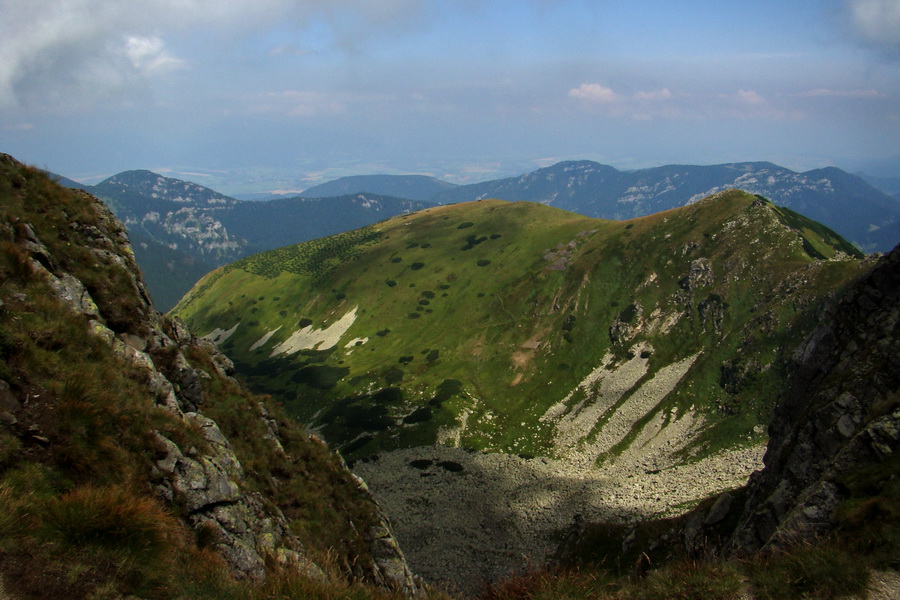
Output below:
[745,542,869,600]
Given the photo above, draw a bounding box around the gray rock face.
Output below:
[349,474,423,597]
[153,424,322,581]
[730,245,900,551]
[679,257,713,291]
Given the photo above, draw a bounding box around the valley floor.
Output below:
[353,443,764,596]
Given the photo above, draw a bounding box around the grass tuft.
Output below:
[621,559,743,600]
[41,485,178,560]
[746,541,869,600]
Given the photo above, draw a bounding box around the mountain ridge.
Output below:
[50,159,899,311]
[175,191,865,462]
[173,189,869,590]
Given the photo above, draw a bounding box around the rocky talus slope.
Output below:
[354,443,763,595]
[548,245,898,599]
[0,155,421,598]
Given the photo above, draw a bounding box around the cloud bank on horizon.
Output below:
[1,0,899,190]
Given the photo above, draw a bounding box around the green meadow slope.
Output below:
[174,191,865,463]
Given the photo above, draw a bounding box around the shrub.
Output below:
[291,365,349,389]
[402,407,432,424]
[384,367,404,384]
[618,303,638,323]
[410,262,425,270]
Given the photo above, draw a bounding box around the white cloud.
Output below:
[568,83,618,102]
[123,36,185,75]
[735,89,766,105]
[0,0,425,110]
[845,0,900,50]
[634,88,672,101]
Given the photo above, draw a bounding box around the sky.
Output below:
[1,0,899,193]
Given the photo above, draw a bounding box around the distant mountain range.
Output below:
[50,160,900,311]
[431,161,900,254]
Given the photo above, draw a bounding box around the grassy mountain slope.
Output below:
[174,191,866,464]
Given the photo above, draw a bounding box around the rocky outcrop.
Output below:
[729,245,899,551]
[1,155,422,595]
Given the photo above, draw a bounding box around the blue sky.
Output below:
[1,0,898,193]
